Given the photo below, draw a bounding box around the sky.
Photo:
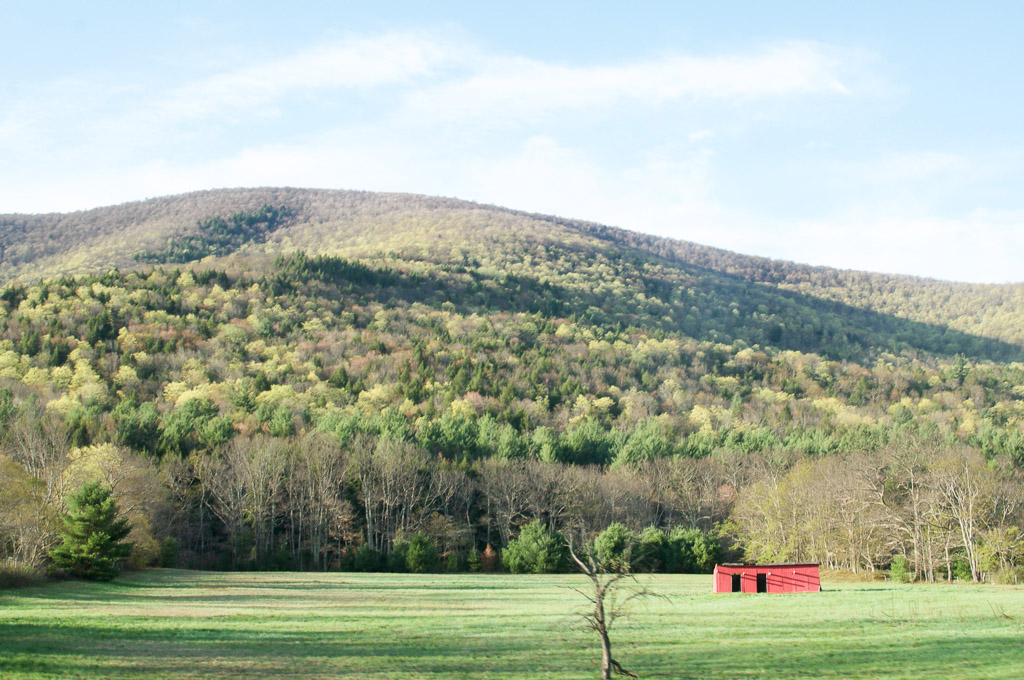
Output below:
[2,1,1023,283]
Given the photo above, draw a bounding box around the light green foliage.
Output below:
[593,523,635,571]
[890,556,912,583]
[530,427,561,463]
[502,520,567,574]
[48,482,132,581]
[266,407,295,437]
[160,399,221,456]
[666,527,721,574]
[634,526,669,572]
[613,419,672,466]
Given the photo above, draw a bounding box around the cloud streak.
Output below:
[147,32,459,123]
[402,41,854,124]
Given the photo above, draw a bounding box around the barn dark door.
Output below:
[756,573,767,593]
[731,573,741,593]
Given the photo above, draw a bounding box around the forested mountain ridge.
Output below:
[2,188,1024,582]
[2,187,1023,352]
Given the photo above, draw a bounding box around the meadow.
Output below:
[1,570,1022,679]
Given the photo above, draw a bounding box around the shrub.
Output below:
[351,543,384,572]
[503,521,567,574]
[159,537,181,568]
[666,527,721,573]
[0,559,42,589]
[388,540,410,572]
[988,567,1024,585]
[593,523,636,571]
[634,527,668,572]
[480,544,500,572]
[890,555,911,583]
[467,546,482,572]
[952,559,973,582]
[127,518,161,569]
[261,546,295,571]
[689,530,722,573]
[405,532,438,573]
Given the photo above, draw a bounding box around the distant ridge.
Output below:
[3,187,1023,354]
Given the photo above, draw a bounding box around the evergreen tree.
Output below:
[503,520,567,573]
[49,482,133,581]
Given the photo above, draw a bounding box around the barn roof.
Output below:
[718,563,820,568]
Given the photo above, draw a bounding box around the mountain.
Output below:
[3,187,1023,360]
[3,187,1023,578]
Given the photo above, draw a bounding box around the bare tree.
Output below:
[290,434,353,570]
[476,458,532,546]
[195,447,248,568]
[6,414,72,511]
[0,455,51,567]
[932,448,994,582]
[242,436,287,564]
[350,435,428,552]
[567,536,658,680]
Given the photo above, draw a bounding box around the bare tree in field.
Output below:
[882,438,934,581]
[567,536,657,680]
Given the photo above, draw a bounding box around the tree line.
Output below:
[4,408,1022,584]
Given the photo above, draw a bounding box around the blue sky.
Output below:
[2,1,1023,283]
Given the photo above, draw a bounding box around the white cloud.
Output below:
[402,41,853,125]
[146,32,458,123]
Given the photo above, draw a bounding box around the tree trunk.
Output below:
[600,628,613,680]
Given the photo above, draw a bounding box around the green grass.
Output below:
[1,570,1022,679]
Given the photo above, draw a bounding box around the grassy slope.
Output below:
[1,571,1022,679]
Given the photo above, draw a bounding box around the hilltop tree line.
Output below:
[3,187,1024,354]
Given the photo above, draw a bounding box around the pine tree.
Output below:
[50,482,133,581]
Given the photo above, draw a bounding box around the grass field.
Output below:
[1,570,1023,679]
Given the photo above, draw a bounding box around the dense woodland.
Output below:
[2,191,1024,584]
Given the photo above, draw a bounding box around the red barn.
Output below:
[713,563,820,593]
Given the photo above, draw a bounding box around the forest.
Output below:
[2,191,1024,585]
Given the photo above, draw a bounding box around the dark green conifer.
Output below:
[50,482,132,581]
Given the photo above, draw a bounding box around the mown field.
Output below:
[1,570,1022,679]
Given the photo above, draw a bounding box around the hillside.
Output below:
[2,187,1024,355]
[2,188,1023,580]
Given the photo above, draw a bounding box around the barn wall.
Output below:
[712,565,820,593]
